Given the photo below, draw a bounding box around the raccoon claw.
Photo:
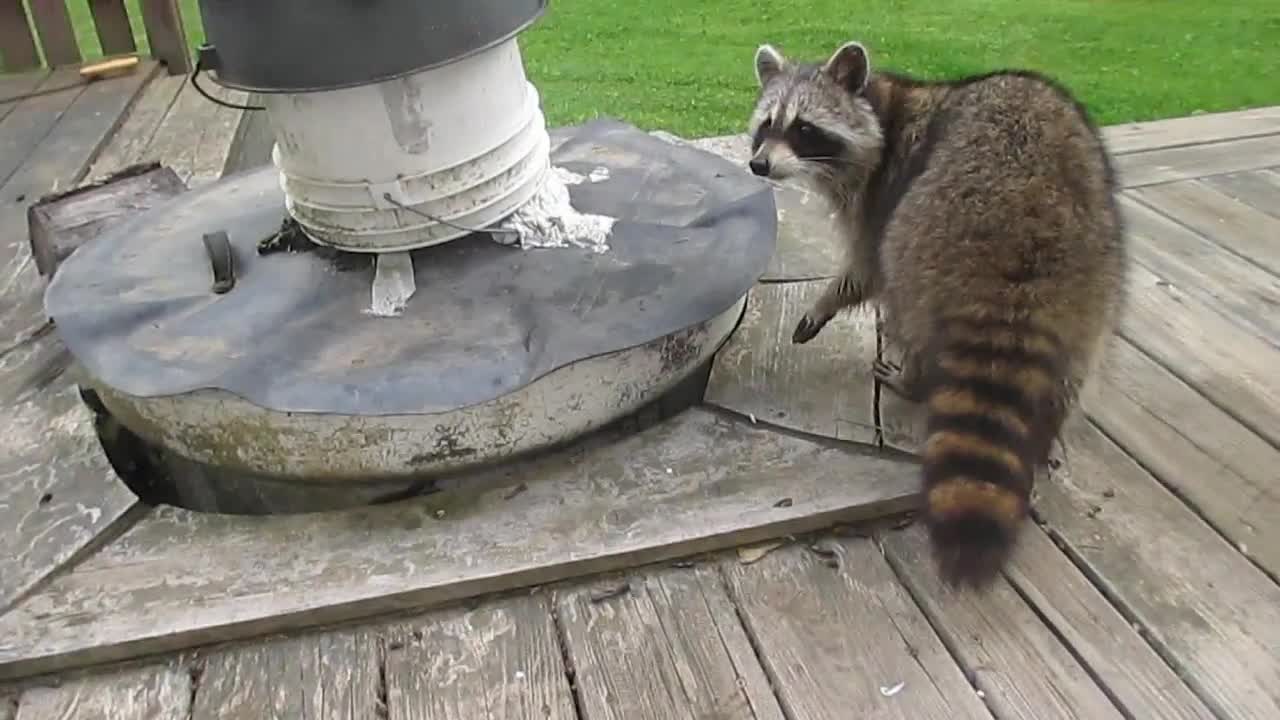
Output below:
[792,315,827,344]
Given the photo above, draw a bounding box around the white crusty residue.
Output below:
[496,166,615,253]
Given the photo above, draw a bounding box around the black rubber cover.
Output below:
[45,120,777,416]
[197,0,548,92]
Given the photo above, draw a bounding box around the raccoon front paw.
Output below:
[792,314,828,344]
[873,358,925,402]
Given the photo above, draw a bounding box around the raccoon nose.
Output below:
[748,157,770,176]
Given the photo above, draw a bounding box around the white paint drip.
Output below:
[496,166,616,253]
[367,251,417,317]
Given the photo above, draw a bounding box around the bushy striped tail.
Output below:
[921,315,1068,587]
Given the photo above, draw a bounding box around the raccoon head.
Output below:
[747,42,884,202]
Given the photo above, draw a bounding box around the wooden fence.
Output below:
[0,0,190,74]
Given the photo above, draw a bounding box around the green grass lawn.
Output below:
[51,0,1280,137]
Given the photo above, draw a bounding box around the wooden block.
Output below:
[1036,416,1280,719]
[386,594,574,720]
[0,408,918,680]
[15,665,190,720]
[721,540,992,719]
[28,162,187,278]
[1127,181,1280,278]
[1102,106,1280,155]
[80,55,141,81]
[1083,336,1280,580]
[556,565,785,720]
[191,630,381,719]
[1201,168,1280,220]
[1119,193,1280,345]
[883,525,1136,720]
[706,282,879,445]
[1118,261,1280,447]
[1115,135,1280,187]
[1002,525,1215,720]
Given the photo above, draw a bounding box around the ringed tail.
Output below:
[921,313,1068,587]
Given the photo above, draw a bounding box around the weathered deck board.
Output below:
[1119,193,1280,345]
[705,283,879,445]
[1128,180,1280,278]
[1103,106,1280,154]
[0,71,50,125]
[1036,417,1280,719]
[722,541,992,720]
[1118,261,1280,447]
[1084,336,1280,580]
[1201,168,1280,220]
[85,74,186,181]
[557,565,784,720]
[0,64,158,613]
[0,408,917,680]
[1002,525,1214,720]
[145,78,250,187]
[14,665,191,720]
[881,525,1125,720]
[387,594,575,720]
[1115,134,1280,187]
[0,69,82,188]
[222,93,274,175]
[191,630,382,719]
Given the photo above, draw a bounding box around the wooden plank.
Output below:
[146,78,250,186]
[88,0,137,56]
[1037,416,1280,719]
[222,93,275,175]
[137,0,190,73]
[0,2,39,71]
[1119,193,1280,344]
[1,694,13,720]
[1128,180,1280,278]
[85,73,185,179]
[706,282,878,445]
[1201,168,1280,220]
[1102,106,1280,155]
[387,594,574,720]
[191,630,381,719]
[0,68,83,189]
[1002,525,1214,720]
[0,408,918,680]
[0,66,157,614]
[14,665,191,719]
[556,565,785,720]
[882,524,1134,720]
[0,70,50,127]
[763,183,843,281]
[27,0,81,67]
[1084,336,1280,580]
[1118,261,1280,447]
[1116,135,1280,187]
[722,541,992,720]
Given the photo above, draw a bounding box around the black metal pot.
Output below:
[196,0,549,93]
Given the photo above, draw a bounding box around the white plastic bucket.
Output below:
[262,37,550,252]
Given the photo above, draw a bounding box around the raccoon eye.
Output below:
[793,119,817,136]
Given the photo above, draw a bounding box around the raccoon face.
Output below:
[747,42,883,196]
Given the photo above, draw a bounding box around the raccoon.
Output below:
[748,41,1127,586]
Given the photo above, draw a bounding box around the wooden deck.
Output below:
[1,63,1279,719]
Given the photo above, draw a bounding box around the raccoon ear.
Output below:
[754,44,786,87]
[824,41,871,93]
